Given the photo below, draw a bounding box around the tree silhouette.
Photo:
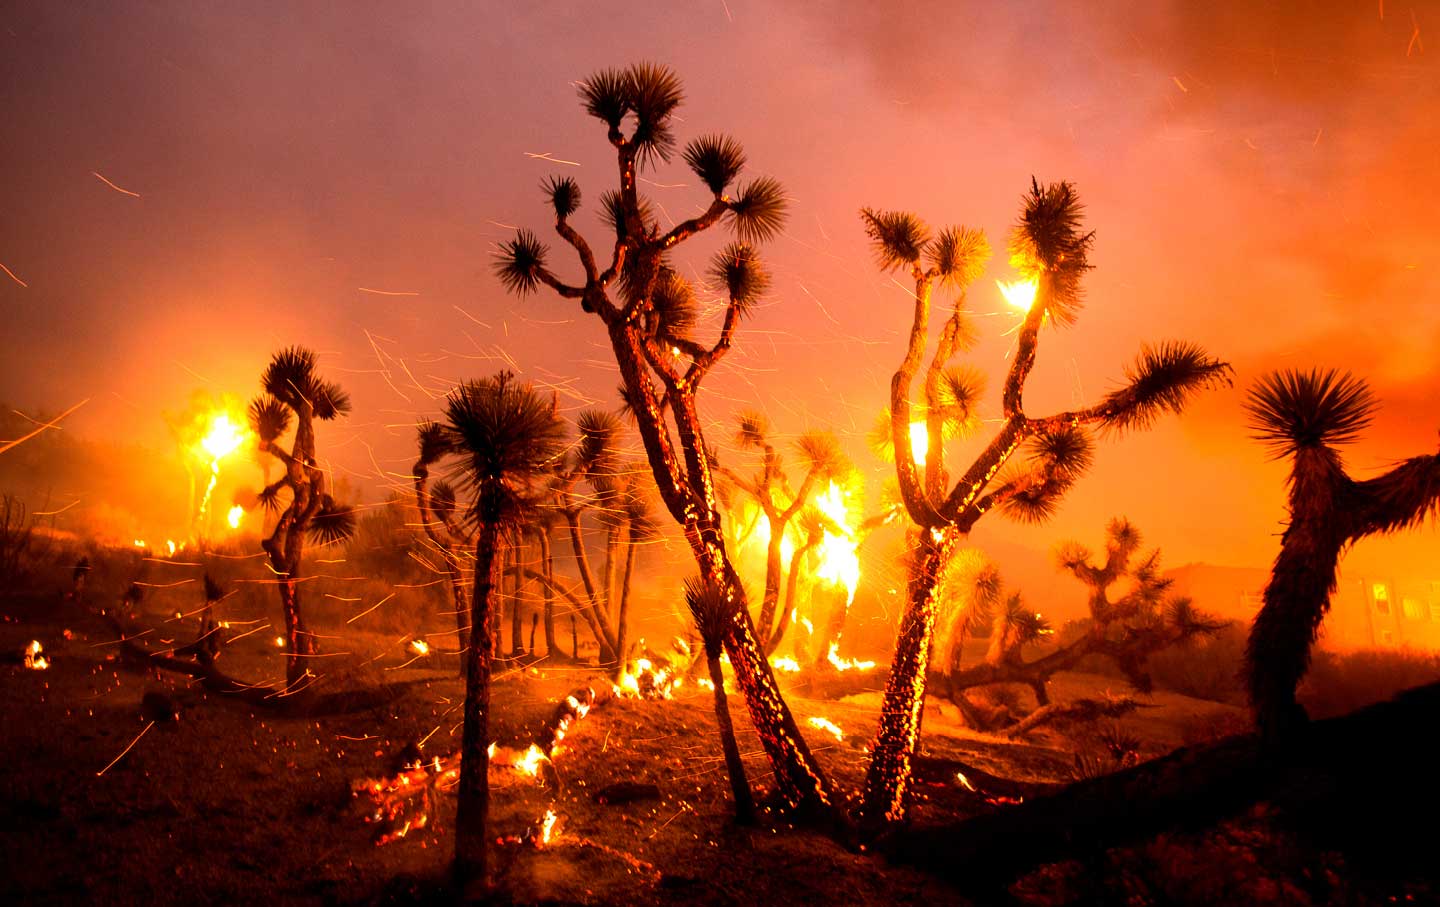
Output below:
[936,519,1225,735]
[430,372,566,892]
[1243,368,1440,740]
[249,347,356,689]
[414,422,471,674]
[493,63,831,814]
[859,183,1232,831]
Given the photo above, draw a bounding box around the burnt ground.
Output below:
[1,583,1432,906]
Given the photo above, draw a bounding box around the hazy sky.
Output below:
[2,1,1437,573]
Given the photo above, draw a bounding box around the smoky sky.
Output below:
[1,1,1436,572]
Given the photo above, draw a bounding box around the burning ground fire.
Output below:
[354,656,686,849]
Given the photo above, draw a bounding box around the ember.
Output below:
[23,640,48,670]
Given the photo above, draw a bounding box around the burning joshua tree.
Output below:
[248,347,357,689]
[859,181,1232,831]
[1244,368,1440,741]
[493,63,832,814]
[427,372,566,891]
[715,412,847,654]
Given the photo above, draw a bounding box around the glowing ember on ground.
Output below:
[997,277,1038,312]
[408,639,430,656]
[226,505,244,529]
[825,642,876,672]
[539,808,559,846]
[770,655,801,673]
[955,771,976,792]
[808,716,845,742]
[23,640,48,670]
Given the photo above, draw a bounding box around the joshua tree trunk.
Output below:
[511,540,527,657]
[767,534,819,655]
[707,651,755,823]
[455,518,501,892]
[862,527,955,827]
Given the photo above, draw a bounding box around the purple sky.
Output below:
[2,1,1437,573]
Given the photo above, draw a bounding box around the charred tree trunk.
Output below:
[454,518,501,893]
[861,527,955,829]
[707,651,755,824]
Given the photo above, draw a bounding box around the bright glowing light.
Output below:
[813,481,861,605]
[909,420,929,466]
[826,642,876,672]
[997,278,1038,312]
[409,639,430,656]
[133,539,146,549]
[956,771,976,792]
[539,808,559,845]
[192,409,252,538]
[808,716,844,742]
[770,655,801,673]
[515,744,546,777]
[23,640,48,670]
[165,539,177,556]
[227,506,244,530]
[274,636,286,648]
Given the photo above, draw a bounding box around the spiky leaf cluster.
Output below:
[416,420,453,469]
[248,395,292,444]
[599,189,655,241]
[1098,341,1234,434]
[543,175,581,219]
[734,410,770,449]
[928,227,990,289]
[493,230,549,296]
[1245,368,1377,459]
[578,63,684,167]
[261,347,350,419]
[728,176,787,244]
[443,372,568,529]
[708,242,770,313]
[684,575,736,656]
[1008,178,1094,327]
[860,208,931,271]
[794,431,844,479]
[650,266,698,341]
[683,134,746,195]
[307,495,357,546]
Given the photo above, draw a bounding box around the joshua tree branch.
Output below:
[660,197,729,249]
[890,269,946,528]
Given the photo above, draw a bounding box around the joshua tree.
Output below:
[859,182,1232,830]
[493,63,831,813]
[1244,368,1440,740]
[935,519,1225,735]
[685,576,756,824]
[717,411,846,652]
[431,371,566,892]
[249,347,356,689]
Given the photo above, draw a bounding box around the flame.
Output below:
[807,716,844,742]
[813,481,860,605]
[165,539,177,557]
[539,808,559,846]
[750,511,796,564]
[826,642,876,672]
[133,539,146,549]
[23,640,48,670]
[955,771,976,792]
[515,743,546,777]
[227,506,244,529]
[274,636,286,648]
[191,409,252,538]
[909,420,929,466]
[770,655,801,673]
[409,639,430,656]
[997,278,1038,312]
